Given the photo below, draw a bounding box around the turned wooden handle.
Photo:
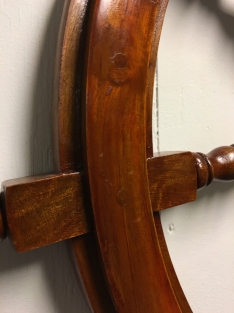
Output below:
[193,145,234,189]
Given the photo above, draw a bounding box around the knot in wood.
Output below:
[116,189,129,205]
[109,53,130,84]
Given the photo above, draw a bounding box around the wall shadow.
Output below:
[0,1,90,312]
[180,0,234,41]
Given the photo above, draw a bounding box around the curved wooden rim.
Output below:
[53,1,116,311]
[53,0,192,312]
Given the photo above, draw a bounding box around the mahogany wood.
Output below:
[2,172,90,252]
[0,153,193,252]
[2,145,234,252]
[193,145,234,189]
[52,1,116,311]
[146,0,169,158]
[53,0,88,173]
[143,0,192,311]
[0,0,233,312]
[84,1,190,312]
[148,152,197,211]
[72,234,117,313]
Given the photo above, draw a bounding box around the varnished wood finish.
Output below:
[84,1,189,312]
[146,0,169,157]
[153,213,194,311]
[53,1,116,311]
[72,234,117,313]
[144,1,191,311]
[3,144,234,251]
[0,153,196,250]
[193,145,234,189]
[53,0,89,173]
[2,173,90,252]
[1,0,233,311]
[148,152,197,211]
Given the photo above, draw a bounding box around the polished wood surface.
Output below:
[72,234,117,313]
[0,0,233,312]
[2,172,90,252]
[2,145,234,252]
[146,0,169,158]
[193,145,234,189]
[52,1,116,311]
[148,152,197,211]
[84,0,188,312]
[53,0,88,173]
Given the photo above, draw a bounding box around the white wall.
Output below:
[158,0,234,312]
[0,1,90,312]
[1,0,234,312]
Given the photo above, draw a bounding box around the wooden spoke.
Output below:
[1,1,234,312]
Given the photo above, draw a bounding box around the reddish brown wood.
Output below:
[2,0,234,311]
[193,145,234,189]
[0,152,195,251]
[148,152,197,211]
[52,1,116,311]
[53,0,89,173]
[84,1,191,312]
[72,234,117,313]
[2,143,234,252]
[2,172,90,252]
[144,1,192,310]
[146,0,169,157]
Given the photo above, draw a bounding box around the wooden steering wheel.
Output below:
[1,1,234,312]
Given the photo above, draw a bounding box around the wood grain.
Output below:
[2,172,90,252]
[72,234,117,313]
[146,0,169,157]
[1,152,196,252]
[52,1,116,311]
[148,152,197,211]
[2,1,233,311]
[53,0,89,173]
[193,145,234,189]
[3,144,234,252]
[84,1,187,312]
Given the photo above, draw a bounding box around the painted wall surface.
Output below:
[0,0,234,312]
[0,1,91,312]
[158,0,234,312]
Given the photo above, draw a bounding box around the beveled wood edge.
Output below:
[53,0,89,173]
[53,0,70,173]
[54,0,192,312]
[52,1,116,311]
[1,152,196,252]
[84,1,192,312]
[2,172,90,252]
[146,0,169,158]
[146,2,192,310]
[1,151,197,251]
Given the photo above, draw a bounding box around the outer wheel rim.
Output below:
[53,0,192,312]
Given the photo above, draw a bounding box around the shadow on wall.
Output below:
[181,0,234,41]
[0,1,90,313]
